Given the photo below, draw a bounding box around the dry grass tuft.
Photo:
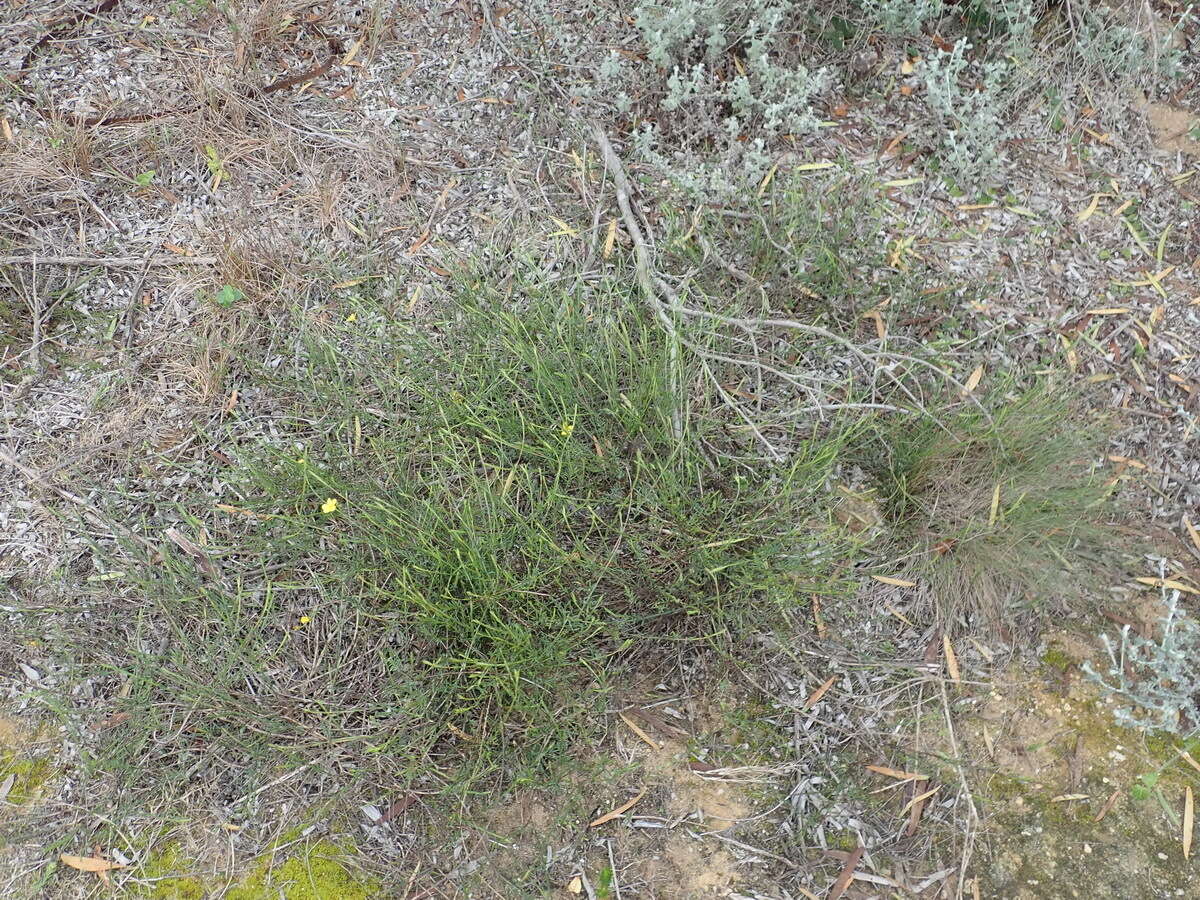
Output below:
[866,386,1115,630]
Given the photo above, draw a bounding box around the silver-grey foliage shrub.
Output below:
[1084,592,1200,737]
[630,0,830,198]
[920,39,1011,186]
[864,0,944,36]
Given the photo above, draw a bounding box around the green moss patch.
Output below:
[225,841,378,900]
[0,751,54,805]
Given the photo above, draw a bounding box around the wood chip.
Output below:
[1178,748,1200,776]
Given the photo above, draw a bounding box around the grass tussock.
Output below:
[865,386,1113,627]
[100,273,846,802]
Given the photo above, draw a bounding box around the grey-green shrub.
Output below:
[864,0,944,36]
[1084,593,1200,737]
[630,0,830,198]
[920,39,1011,185]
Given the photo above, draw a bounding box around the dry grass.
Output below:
[865,386,1117,629]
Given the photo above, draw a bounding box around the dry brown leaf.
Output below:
[905,778,930,836]
[866,764,929,781]
[864,308,886,340]
[828,845,864,900]
[379,793,419,824]
[962,364,983,395]
[968,637,994,662]
[899,785,940,817]
[341,37,364,66]
[1135,577,1199,595]
[1184,518,1200,555]
[163,527,217,578]
[1076,193,1102,222]
[566,876,583,894]
[1094,788,1121,823]
[602,219,617,259]
[872,575,916,588]
[943,635,961,684]
[812,595,827,638]
[60,854,125,874]
[1185,786,1194,860]
[618,711,661,750]
[407,229,430,255]
[589,788,646,827]
[804,675,837,709]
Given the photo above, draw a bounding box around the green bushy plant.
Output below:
[99,271,846,800]
[872,0,943,36]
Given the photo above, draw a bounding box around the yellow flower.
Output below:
[345,312,357,323]
[297,456,307,466]
[320,497,339,514]
[299,615,311,625]
[560,421,575,438]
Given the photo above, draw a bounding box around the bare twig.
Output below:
[0,254,216,267]
[940,678,979,898]
[0,446,156,553]
[591,123,684,441]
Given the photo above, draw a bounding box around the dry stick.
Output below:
[940,678,979,898]
[590,123,683,441]
[0,447,157,554]
[589,128,986,441]
[123,255,153,354]
[0,255,216,267]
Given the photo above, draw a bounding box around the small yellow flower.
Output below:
[320,497,339,514]
[560,421,575,438]
[297,456,307,466]
[299,615,311,625]
[345,312,357,323]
